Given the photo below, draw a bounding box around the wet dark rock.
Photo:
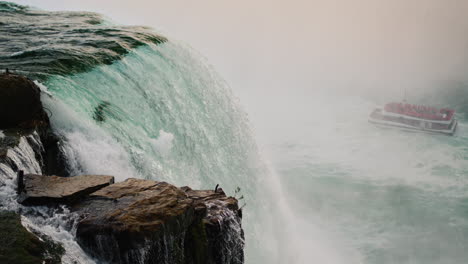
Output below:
[0,130,20,164]
[73,178,244,264]
[92,101,123,123]
[183,187,244,264]
[41,132,69,176]
[93,101,111,122]
[0,73,67,177]
[0,73,49,129]
[18,174,115,205]
[0,210,64,264]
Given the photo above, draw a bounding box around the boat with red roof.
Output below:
[369,102,458,135]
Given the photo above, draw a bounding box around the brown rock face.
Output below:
[182,187,244,264]
[78,178,194,233]
[73,178,244,264]
[18,174,115,205]
[0,73,49,129]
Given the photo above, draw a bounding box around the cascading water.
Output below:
[38,40,280,264]
[0,132,96,263]
[0,2,291,263]
[4,1,468,264]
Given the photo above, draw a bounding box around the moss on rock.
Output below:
[0,211,64,264]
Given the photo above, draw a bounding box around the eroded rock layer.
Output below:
[73,178,244,264]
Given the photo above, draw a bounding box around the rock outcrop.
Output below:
[182,187,244,264]
[72,178,244,264]
[18,174,115,205]
[0,73,49,129]
[0,73,67,178]
[15,176,244,263]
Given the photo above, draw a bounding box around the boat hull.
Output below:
[369,116,458,136]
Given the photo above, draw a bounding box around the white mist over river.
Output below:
[9,0,468,263]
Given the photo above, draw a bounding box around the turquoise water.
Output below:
[247,92,468,263]
[39,43,277,263]
[4,2,468,263]
[0,3,285,261]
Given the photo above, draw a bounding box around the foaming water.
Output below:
[42,43,257,188]
[21,208,97,264]
[258,160,360,264]
[0,2,348,262]
[39,87,138,181]
[37,40,352,263]
[4,2,468,263]
[247,89,468,264]
[0,133,95,263]
[37,42,277,262]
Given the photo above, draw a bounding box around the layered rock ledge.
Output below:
[18,175,244,264]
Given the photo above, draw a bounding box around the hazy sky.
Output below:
[10,0,468,99]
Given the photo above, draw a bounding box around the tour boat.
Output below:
[369,102,458,135]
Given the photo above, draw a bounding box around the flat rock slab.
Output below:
[18,174,114,205]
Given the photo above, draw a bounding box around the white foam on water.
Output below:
[0,133,96,263]
[41,91,138,182]
[245,89,468,264]
[150,129,174,156]
[35,44,362,263]
[255,156,363,264]
[8,136,42,175]
[34,81,53,96]
[21,210,97,264]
